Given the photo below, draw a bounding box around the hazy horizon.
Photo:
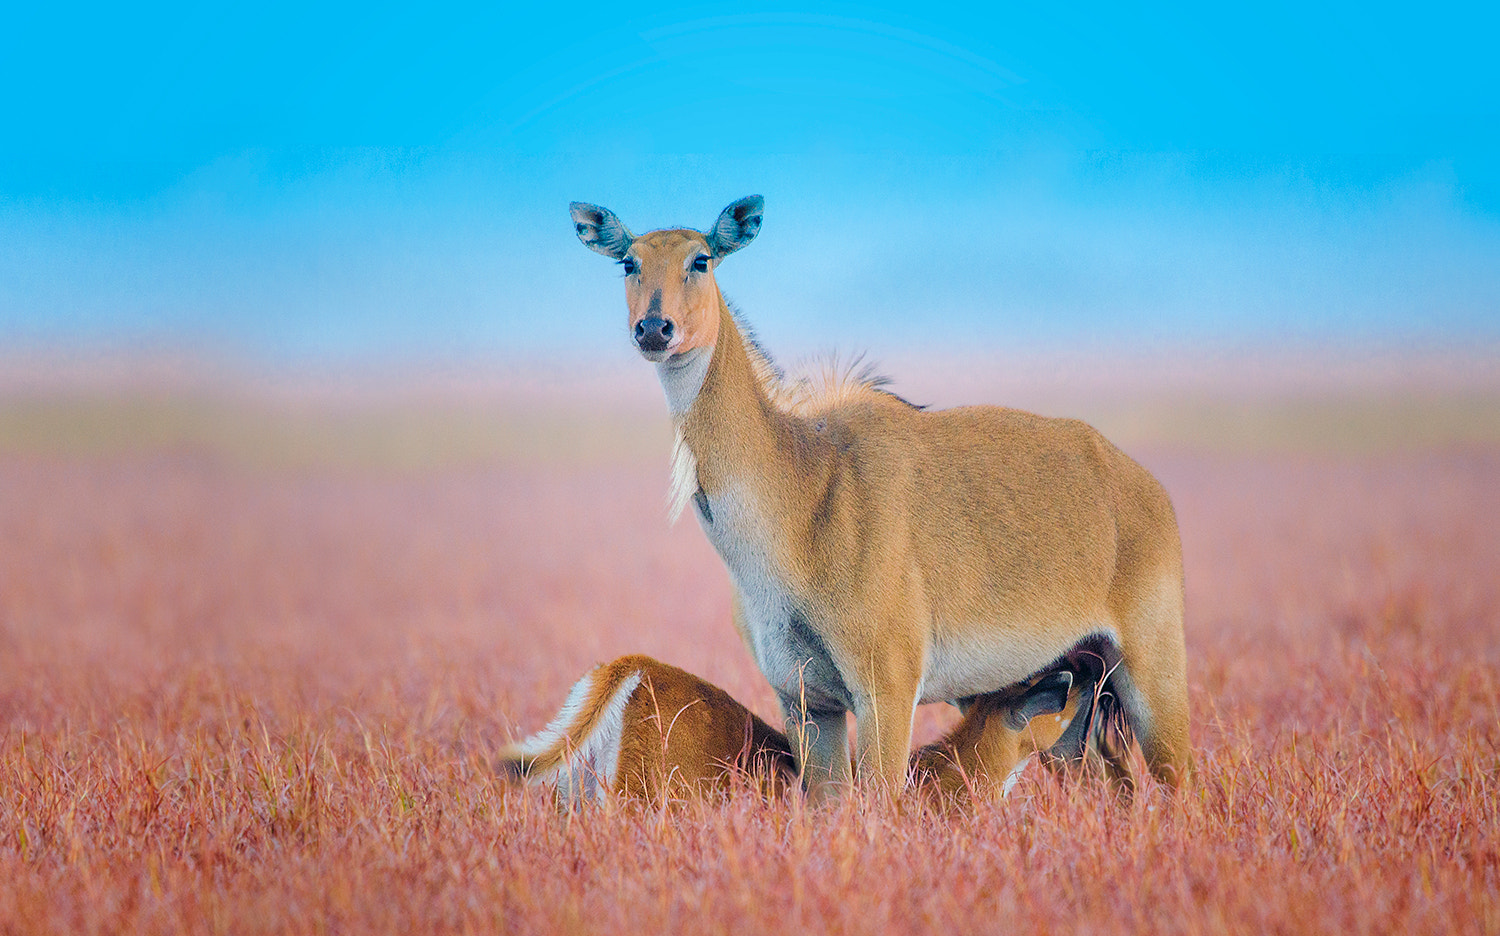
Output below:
[4,151,1498,364]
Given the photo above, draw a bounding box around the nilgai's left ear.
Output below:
[707,195,764,259]
[1005,671,1075,731]
[570,202,635,259]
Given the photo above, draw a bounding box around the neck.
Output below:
[658,302,807,499]
[655,346,714,418]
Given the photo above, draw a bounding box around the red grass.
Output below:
[1,450,1498,933]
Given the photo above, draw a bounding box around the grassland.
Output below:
[1,388,1497,933]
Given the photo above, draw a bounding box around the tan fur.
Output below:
[496,656,797,806]
[571,198,1192,798]
[500,656,1096,807]
[668,360,883,523]
[911,681,1079,805]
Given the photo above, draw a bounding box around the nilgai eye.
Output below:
[692,255,709,273]
[622,259,637,275]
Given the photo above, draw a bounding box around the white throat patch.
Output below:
[655,345,713,417]
[657,345,712,525]
[667,427,698,525]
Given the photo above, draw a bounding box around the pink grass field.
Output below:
[1,415,1498,932]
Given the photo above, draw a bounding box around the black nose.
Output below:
[635,316,674,353]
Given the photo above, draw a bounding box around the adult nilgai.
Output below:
[569,196,1190,797]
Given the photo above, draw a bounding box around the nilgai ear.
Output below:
[570,202,635,259]
[1004,671,1075,731]
[707,195,764,259]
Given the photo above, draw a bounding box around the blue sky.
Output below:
[2,1,1497,363]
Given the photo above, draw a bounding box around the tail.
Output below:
[495,660,646,803]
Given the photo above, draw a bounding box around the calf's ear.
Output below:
[1005,671,1075,731]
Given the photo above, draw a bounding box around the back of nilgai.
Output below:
[496,656,796,807]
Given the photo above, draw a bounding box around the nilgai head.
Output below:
[570,196,763,363]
